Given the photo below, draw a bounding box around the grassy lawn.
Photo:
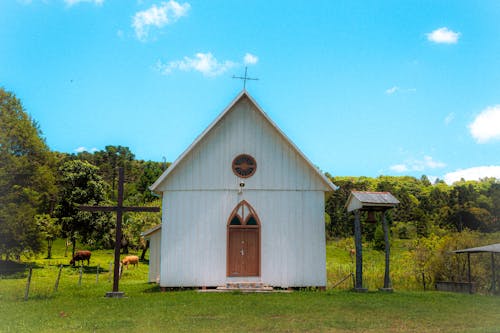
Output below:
[1,240,499,332]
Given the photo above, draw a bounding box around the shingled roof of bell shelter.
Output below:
[452,243,500,254]
[346,191,400,212]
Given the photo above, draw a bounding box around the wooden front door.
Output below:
[228,228,259,276]
[227,201,261,277]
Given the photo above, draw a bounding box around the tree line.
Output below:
[325,175,499,241]
[0,88,164,260]
[1,87,499,261]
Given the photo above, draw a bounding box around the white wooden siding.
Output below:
[160,190,326,287]
[146,230,161,283]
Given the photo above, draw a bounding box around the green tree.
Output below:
[55,160,112,257]
[35,214,61,259]
[136,161,164,202]
[93,146,135,193]
[0,88,57,260]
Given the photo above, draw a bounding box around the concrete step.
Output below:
[214,282,273,292]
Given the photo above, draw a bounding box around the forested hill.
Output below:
[1,87,499,261]
[325,175,500,240]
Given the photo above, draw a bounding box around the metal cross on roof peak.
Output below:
[232,66,258,90]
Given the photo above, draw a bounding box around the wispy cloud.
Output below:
[444,166,500,184]
[64,0,104,6]
[390,156,446,173]
[469,105,500,143]
[386,86,399,95]
[243,53,259,65]
[75,146,98,153]
[156,52,258,77]
[426,27,460,44]
[444,112,455,125]
[385,86,416,95]
[132,1,190,41]
[155,52,236,77]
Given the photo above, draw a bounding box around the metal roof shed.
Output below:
[346,191,400,212]
[345,191,399,292]
[452,243,500,294]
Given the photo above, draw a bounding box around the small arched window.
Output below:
[230,216,242,225]
[227,200,260,227]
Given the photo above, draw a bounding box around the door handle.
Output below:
[240,249,245,256]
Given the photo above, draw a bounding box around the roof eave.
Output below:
[150,90,338,192]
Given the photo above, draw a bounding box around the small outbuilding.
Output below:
[450,243,500,294]
[141,225,161,283]
[148,90,337,289]
[346,191,399,291]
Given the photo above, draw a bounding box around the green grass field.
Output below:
[1,240,499,332]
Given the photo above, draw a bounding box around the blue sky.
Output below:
[2,0,500,184]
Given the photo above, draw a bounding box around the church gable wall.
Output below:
[158,97,328,192]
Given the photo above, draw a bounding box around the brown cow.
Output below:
[70,250,91,266]
[121,255,139,269]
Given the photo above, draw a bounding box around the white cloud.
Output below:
[444,166,500,184]
[75,146,98,153]
[390,156,446,173]
[64,0,104,6]
[469,105,500,143]
[132,1,190,41]
[390,164,408,172]
[385,86,416,95]
[156,52,236,77]
[386,86,399,95]
[243,53,258,65]
[426,27,460,44]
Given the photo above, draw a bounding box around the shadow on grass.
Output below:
[143,284,162,293]
[67,265,110,274]
[0,260,44,279]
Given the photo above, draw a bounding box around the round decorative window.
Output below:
[232,154,257,178]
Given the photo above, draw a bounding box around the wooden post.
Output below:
[467,253,472,294]
[24,266,33,301]
[96,264,100,284]
[78,264,83,286]
[380,211,393,292]
[54,264,63,292]
[353,210,366,291]
[491,253,496,293]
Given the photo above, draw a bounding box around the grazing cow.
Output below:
[70,250,91,266]
[121,255,139,269]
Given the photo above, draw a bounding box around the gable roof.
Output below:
[140,224,161,238]
[150,90,337,192]
[346,191,400,212]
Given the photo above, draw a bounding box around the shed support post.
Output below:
[381,211,392,292]
[491,253,496,294]
[354,210,366,291]
[467,253,472,294]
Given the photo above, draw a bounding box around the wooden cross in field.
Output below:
[79,167,160,298]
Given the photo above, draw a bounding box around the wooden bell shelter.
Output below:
[346,191,399,292]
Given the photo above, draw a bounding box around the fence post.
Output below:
[96,264,100,284]
[24,266,33,301]
[78,264,83,286]
[54,264,63,292]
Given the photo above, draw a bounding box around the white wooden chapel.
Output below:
[146,90,337,288]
